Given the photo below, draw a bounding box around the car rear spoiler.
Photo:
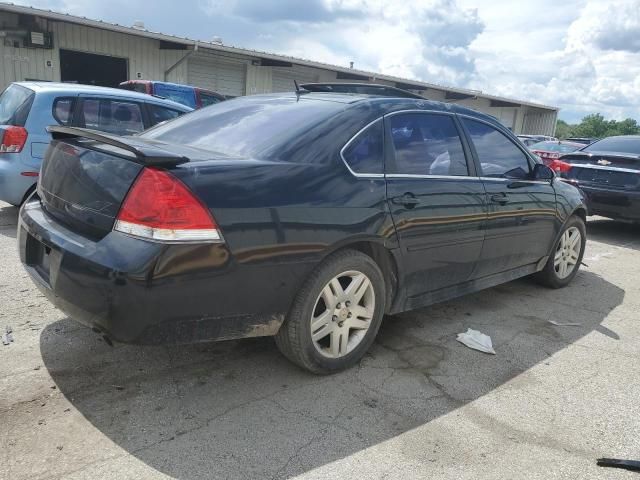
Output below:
[47,126,189,166]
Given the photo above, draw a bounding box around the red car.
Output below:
[530,141,584,173]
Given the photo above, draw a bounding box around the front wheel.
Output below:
[536,215,586,288]
[275,249,386,374]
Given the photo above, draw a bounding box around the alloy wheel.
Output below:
[310,270,376,359]
[553,226,581,279]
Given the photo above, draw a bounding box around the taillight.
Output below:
[549,159,572,174]
[0,126,28,153]
[114,167,222,242]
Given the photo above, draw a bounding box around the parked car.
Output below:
[554,135,640,222]
[119,80,225,109]
[300,82,425,99]
[565,137,598,145]
[529,141,584,166]
[18,93,587,374]
[517,134,557,147]
[0,82,192,206]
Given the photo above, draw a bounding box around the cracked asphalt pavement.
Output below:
[1,200,639,479]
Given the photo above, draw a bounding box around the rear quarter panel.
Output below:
[171,157,395,316]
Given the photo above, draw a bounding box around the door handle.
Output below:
[392,193,420,208]
[490,193,509,205]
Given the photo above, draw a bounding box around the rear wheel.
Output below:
[275,250,385,374]
[536,215,586,288]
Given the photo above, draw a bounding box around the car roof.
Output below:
[13,81,192,111]
[245,92,502,126]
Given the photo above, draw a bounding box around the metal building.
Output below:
[0,2,559,135]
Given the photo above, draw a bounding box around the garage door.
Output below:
[188,56,246,97]
[272,67,319,93]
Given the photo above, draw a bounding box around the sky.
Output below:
[14,0,640,123]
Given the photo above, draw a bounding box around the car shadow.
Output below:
[0,202,18,239]
[40,270,623,479]
[587,217,640,251]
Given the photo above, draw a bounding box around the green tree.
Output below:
[571,114,614,138]
[614,118,640,136]
[555,119,573,139]
[556,114,640,140]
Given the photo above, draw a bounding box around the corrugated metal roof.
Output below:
[0,1,559,112]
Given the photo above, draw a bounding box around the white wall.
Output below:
[0,14,190,91]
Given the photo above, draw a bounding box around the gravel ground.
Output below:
[1,200,639,480]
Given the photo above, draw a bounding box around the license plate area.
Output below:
[25,234,52,283]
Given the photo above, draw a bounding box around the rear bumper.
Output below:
[0,156,37,205]
[18,201,302,344]
[580,185,640,221]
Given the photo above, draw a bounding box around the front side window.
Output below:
[389,113,469,176]
[341,119,384,174]
[80,98,145,135]
[462,118,531,178]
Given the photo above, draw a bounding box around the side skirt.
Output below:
[403,262,542,312]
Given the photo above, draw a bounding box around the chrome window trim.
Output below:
[386,173,481,180]
[339,117,385,178]
[384,109,456,118]
[567,164,640,174]
[478,177,551,185]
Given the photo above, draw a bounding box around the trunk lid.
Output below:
[39,140,144,238]
[38,128,193,238]
[561,151,640,190]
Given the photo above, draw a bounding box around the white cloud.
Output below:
[465,0,640,122]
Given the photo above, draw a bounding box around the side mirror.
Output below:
[532,163,554,182]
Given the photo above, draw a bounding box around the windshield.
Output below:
[0,84,34,126]
[142,96,346,158]
[530,142,579,153]
[152,83,197,109]
[583,137,640,155]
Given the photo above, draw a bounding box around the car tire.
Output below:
[535,215,586,289]
[275,249,386,374]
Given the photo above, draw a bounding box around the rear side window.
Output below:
[80,98,145,135]
[389,113,469,176]
[53,98,75,125]
[341,120,384,174]
[0,84,35,126]
[148,105,183,125]
[462,118,531,178]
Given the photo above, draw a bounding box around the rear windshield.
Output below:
[0,84,34,126]
[142,96,346,158]
[530,142,580,153]
[583,137,640,155]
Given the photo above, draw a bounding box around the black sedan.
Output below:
[18,93,587,374]
[555,135,640,222]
